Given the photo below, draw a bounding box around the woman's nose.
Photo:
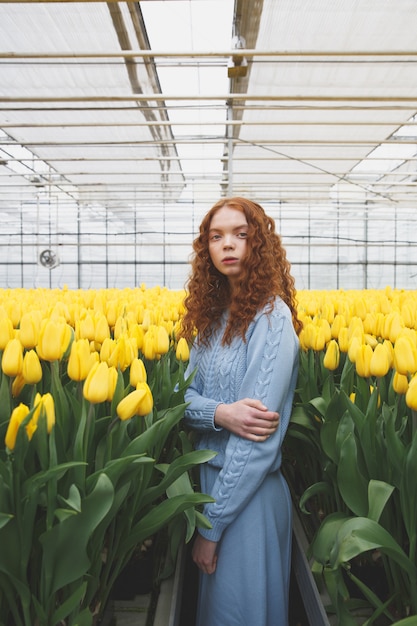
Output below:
[223,234,234,248]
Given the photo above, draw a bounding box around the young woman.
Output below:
[180,197,302,626]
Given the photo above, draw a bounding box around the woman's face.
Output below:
[208,205,249,287]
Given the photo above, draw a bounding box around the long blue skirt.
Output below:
[196,465,292,626]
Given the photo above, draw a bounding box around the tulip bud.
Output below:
[32,392,55,434]
[142,333,156,360]
[348,336,361,363]
[355,344,373,378]
[323,339,340,371]
[2,338,24,377]
[0,317,14,350]
[393,335,417,376]
[100,337,115,364]
[79,315,95,341]
[83,361,110,404]
[67,339,92,381]
[175,337,190,362]
[12,373,26,398]
[5,403,30,450]
[369,343,390,378]
[19,311,41,349]
[338,327,350,353]
[22,349,43,384]
[313,326,326,352]
[107,366,118,402]
[117,388,148,421]
[130,357,147,387]
[405,374,417,410]
[385,312,404,343]
[331,314,346,340]
[155,325,170,355]
[142,309,153,331]
[37,319,71,362]
[94,314,110,344]
[393,371,409,395]
[135,381,154,415]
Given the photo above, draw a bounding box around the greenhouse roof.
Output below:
[2,0,417,216]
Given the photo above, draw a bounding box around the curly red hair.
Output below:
[180,197,302,344]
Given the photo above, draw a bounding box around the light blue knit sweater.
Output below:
[184,297,299,542]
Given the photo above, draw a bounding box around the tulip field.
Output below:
[0,285,417,625]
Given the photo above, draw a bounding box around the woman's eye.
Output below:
[238,232,248,238]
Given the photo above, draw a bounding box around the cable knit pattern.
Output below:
[184,297,299,541]
[184,297,299,626]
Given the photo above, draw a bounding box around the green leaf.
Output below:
[51,581,88,624]
[310,512,352,565]
[367,479,394,522]
[299,481,334,514]
[337,431,368,516]
[289,405,317,430]
[309,396,329,417]
[383,403,406,488]
[39,473,115,596]
[400,431,417,552]
[119,492,215,554]
[329,517,417,580]
[0,512,13,530]
[58,483,82,513]
[0,370,11,422]
[320,391,348,464]
[86,454,154,490]
[144,449,216,506]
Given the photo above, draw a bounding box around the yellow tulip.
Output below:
[142,333,156,360]
[19,311,41,349]
[108,336,136,371]
[348,336,361,363]
[383,339,394,368]
[355,344,373,378]
[94,314,110,343]
[331,314,346,339]
[135,381,154,415]
[393,371,409,395]
[141,309,153,331]
[83,361,110,404]
[369,343,390,378]
[79,315,96,341]
[32,392,55,433]
[353,297,368,320]
[100,337,115,363]
[5,403,30,450]
[313,326,326,352]
[67,339,92,381]
[338,327,350,353]
[130,357,147,386]
[176,337,190,362]
[12,373,26,398]
[393,335,417,376]
[22,349,43,384]
[155,326,170,355]
[0,317,14,350]
[405,374,417,410]
[107,366,118,402]
[37,319,71,362]
[2,338,24,377]
[117,388,148,421]
[323,339,340,371]
[385,311,404,343]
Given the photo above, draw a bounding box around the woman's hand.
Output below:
[192,534,218,574]
[214,398,279,441]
